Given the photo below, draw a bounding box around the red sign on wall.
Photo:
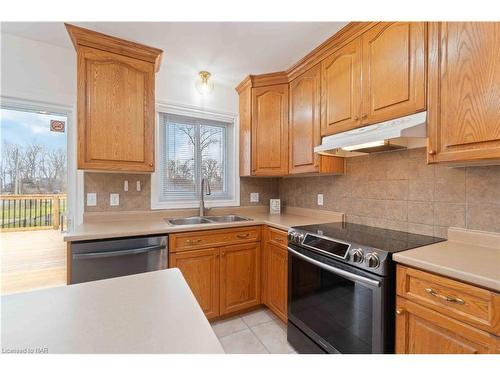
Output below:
[50,120,65,133]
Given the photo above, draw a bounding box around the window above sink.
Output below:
[151,104,239,210]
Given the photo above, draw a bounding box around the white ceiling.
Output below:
[1,22,347,86]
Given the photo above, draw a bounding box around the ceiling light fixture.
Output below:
[196,71,214,95]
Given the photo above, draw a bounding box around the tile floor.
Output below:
[211,307,297,354]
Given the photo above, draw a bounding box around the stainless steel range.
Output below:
[286,222,445,354]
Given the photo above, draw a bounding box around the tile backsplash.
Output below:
[84,148,500,237]
[84,174,279,212]
[239,177,280,206]
[85,173,151,212]
[279,148,500,238]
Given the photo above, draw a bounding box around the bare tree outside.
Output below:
[1,108,67,230]
[165,122,225,194]
[1,140,66,194]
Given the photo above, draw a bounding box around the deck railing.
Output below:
[0,194,67,231]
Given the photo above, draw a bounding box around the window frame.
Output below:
[151,102,240,210]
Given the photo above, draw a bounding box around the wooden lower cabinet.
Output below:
[220,242,261,315]
[170,239,261,319]
[169,248,220,319]
[396,265,500,353]
[396,298,498,354]
[262,227,288,323]
[265,243,288,322]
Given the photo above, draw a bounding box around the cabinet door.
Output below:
[252,84,289,176]
[396,298,495,354]
[289,64,321,174]
[361,22,426,124]
[239,84,252,177]
[266,242,288,323]
[321,37,362,136]
[220,242,261,315]
[428,22,500,164]
[77,46,155,172]
[169,248,220,319]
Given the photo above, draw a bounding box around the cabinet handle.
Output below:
[274,237,283,243]
[428,150,436,156]
[237,233,250,239]
[149,163,153,167]
[396,308,404,315]
[361,114,368,119]
[425,288,465,305]
[187,239,202,245]
[353,115,359,121]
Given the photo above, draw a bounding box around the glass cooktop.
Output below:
[292,222,446,253]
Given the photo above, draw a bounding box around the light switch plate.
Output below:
[250,192,259,203]
[317,194,324,206]
[136,181,141,191]
[110,193,120,206]
[86,192,97,207]
[124,180,129,192]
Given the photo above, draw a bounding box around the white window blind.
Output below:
[158,112,232,202]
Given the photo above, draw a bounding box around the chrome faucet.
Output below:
[199,178,211,216]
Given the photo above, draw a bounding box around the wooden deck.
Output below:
[1,229,67,295]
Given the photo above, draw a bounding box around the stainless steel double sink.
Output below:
[165,215,252,226]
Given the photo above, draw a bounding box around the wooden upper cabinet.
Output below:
[251,84,289,175]
[321,22,426,137]
[220,242,261,315]
[169,248,220,320]
[238,81,252,177]
[290,65,345,174]
[427,22,500,164]
[289,64,322,174]
[361,22,426,124]
[66,24,162,172]
[321,38,362,136]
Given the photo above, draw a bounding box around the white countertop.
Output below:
[393,228,500,292]
[1,269,224,354]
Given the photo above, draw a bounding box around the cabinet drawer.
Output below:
[170,226,261,253]
[396,297,499,354]
[267,226,288,249]
[397,265,500,335]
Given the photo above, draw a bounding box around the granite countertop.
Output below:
[393,228,500,292]
[1,269,224,354]
[64,206,344,242]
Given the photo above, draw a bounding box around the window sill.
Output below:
[150,198,240,210]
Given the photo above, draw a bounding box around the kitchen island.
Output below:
[1,268,224,354]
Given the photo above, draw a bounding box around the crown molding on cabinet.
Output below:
[235,71,289,93]
[65,23,164,72]
[235,22,377,90]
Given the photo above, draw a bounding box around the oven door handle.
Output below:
[72,245,165,260]
[287,247,380,288]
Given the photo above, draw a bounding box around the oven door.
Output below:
[287,244,388,354]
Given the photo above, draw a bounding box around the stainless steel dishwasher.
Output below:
[70,235,168,284]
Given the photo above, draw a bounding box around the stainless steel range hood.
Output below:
[315,112,427,157]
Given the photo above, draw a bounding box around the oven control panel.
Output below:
[288,228,389,276]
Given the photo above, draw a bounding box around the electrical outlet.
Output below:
[136,181,141,191]
[86,192,97,206]
[317,194,324,206]
[110,193,120,206]
[250,192,259,203]
[124,180,129,192]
